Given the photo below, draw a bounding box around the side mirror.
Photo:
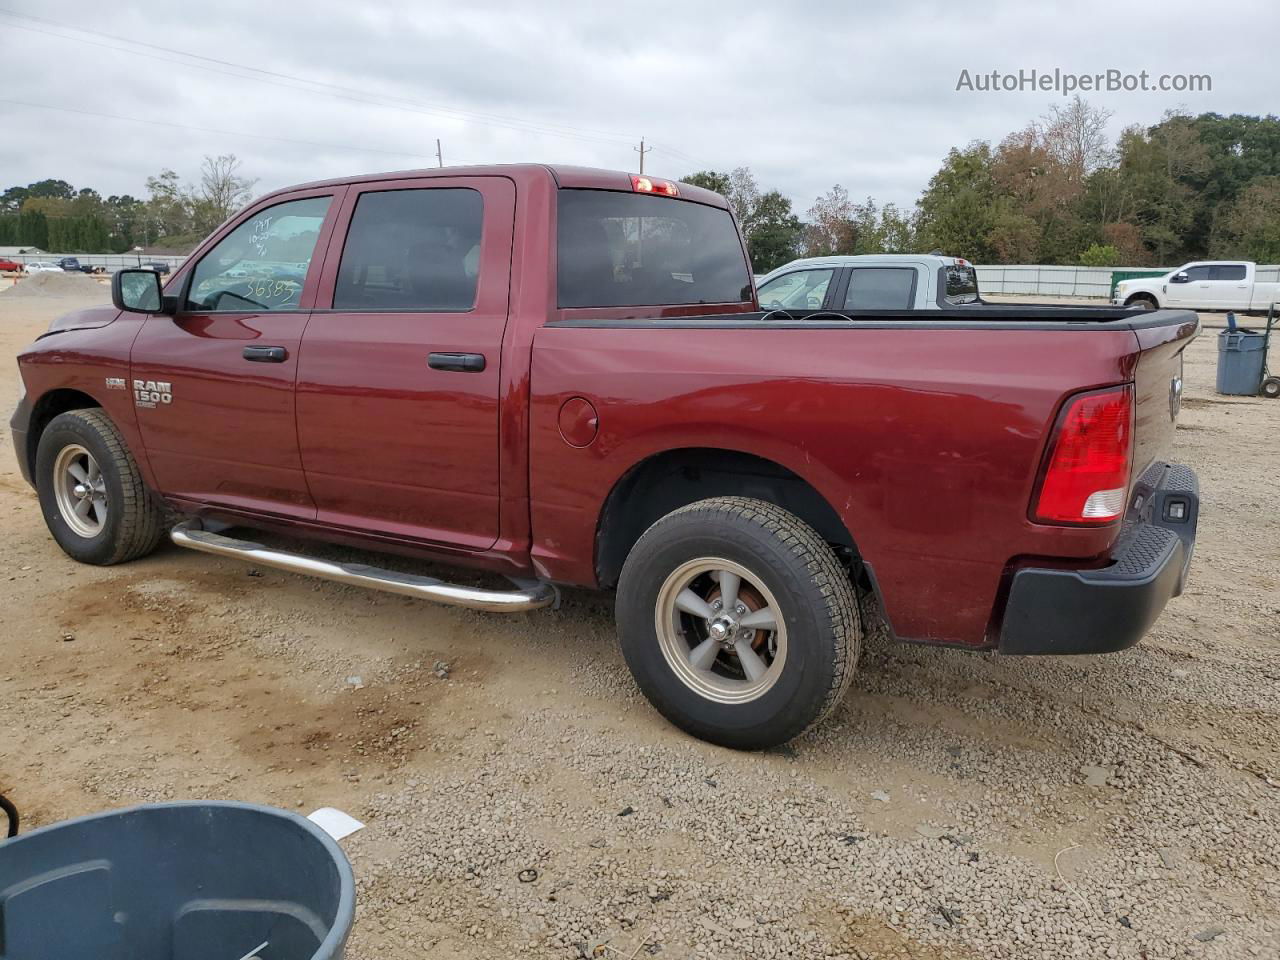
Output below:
[112,268,165,313]
[1171,271,1189,284]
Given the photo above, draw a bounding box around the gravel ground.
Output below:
[1,291,1277,959]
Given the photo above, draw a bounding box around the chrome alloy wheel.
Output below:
[53,443,107,538]
[654,557,787,704]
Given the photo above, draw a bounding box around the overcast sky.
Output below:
[1,0,1275,213]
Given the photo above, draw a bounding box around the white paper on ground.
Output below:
[308,807,365,841]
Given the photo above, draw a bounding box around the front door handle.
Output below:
[428,352,486,372]
[243,345,287,363]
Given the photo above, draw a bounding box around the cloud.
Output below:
[0,0,1273,213]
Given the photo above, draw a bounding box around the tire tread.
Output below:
[57,409,165,564]
[620,496,861,746]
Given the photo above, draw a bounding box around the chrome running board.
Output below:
[170,521,557,613]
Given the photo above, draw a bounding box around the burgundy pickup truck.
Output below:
[12,164,1200,748]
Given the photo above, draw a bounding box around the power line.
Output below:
[2,8,717,174]
[0,99,435,162]
[1,12,645,150]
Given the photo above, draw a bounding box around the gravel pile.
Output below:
[1,270,105,298]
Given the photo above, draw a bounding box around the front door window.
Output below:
[186,196,331,312]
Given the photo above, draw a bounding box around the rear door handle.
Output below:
[243,345,287,363]
[428,352,486,372]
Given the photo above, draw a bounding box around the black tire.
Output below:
[615,496,860,749]
[35,409,165,565]
[1125,295,1157,311]
[1261,377,1280,400]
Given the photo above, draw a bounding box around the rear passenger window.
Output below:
[186,196,330,312]
[334,189,483,311]
[1211,264,1246,281]
[843,268,916,309]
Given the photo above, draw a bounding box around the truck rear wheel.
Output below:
[615,497,860,749]
[35,409,165,565]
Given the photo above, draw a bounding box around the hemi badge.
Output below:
[105,377,127,390]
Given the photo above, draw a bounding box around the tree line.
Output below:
[688,100,1280,272]
[5,103,1278,269]
[0,155,255,254]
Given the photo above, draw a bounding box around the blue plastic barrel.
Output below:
[1216,329,1266,395]
[0,802,354,960]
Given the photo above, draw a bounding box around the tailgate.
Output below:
[1130,312,1200,483]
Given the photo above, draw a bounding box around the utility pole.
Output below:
[436,139,443,168]
[634,137,651,174]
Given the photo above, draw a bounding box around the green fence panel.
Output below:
[1110,270,1168,299]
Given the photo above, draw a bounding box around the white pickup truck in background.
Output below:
[1115,261,1280,313]
[754,254,981,311]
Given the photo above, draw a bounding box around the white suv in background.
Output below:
[22,261,64,274]
[755,254,981,312]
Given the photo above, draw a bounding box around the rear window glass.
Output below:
[1210,264,1246,281]
[942,264,980,304]
[844,268,916,309]
[557,190,751,308]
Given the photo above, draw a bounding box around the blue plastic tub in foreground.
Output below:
[0,801,354,960]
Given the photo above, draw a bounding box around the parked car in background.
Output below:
[1115,261,1280,313]
[12,164,1201,749]
[755,254,982,311]
[57,257,82,272]
[0,257,23,273]
[23,261,62,273]
[142,261,172,275]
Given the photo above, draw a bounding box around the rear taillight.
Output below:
[631,174,679,197]
[1032,385,1133,525]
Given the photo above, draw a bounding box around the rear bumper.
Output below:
[998,462,1198,655]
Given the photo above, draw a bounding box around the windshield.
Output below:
[942,264,980,304]
[757,270,834,310]
[557,190,751,308]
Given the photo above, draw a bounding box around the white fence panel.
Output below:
[977,264,1280,298]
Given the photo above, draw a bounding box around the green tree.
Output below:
[144,168,193,241]
[1210,176,1280,262]
[1078,243,1121,266]
[745,190,803,272]
[681,171,732,196]
[1111,113,1211,264]
[915,142,998,260]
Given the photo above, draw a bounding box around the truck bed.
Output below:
[532,305,1199,647]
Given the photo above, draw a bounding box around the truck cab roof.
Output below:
[250,164,732,210]
[758,253,971,281]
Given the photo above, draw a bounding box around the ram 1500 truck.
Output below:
[12,164,1201,749]
[1116,261,1280,313]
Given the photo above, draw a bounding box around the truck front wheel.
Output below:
[1125,294,1158,310]
[615,497,861,749]
[35,409,165,565]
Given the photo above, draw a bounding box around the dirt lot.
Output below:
[1,285,1277,959]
